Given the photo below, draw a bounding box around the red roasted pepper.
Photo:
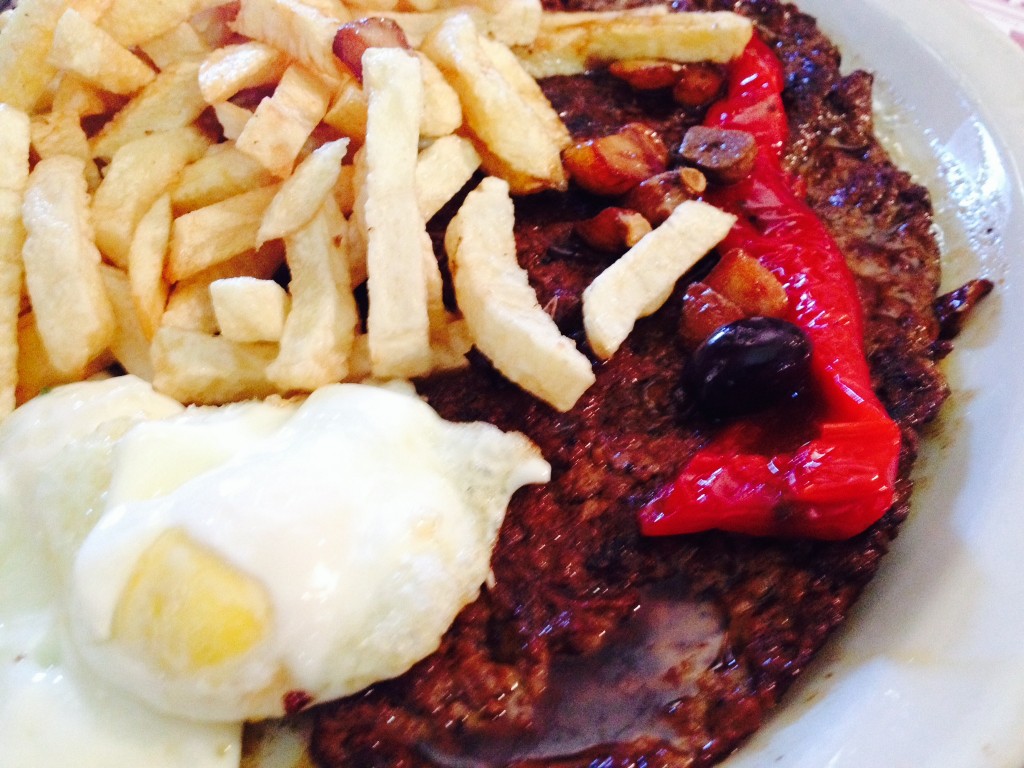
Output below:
[638,36,902,540]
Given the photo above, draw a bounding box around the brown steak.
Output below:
[312,1,953,765]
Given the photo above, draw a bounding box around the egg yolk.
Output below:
[111,528,271,674]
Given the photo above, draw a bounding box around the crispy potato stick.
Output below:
[0,0,68,112]
[0,191,24,419]
[172,144,278,212]
[267,199,358,391]
[583,199,737,359]
[93,127,210,268]
[140,21,212,68]
[213,101,254,141]
[98,0,220,47]
[151,326,279,405]
[446,176,595,412]
[418,53,462,137]
[164,243,286,333]
[236,63,332,177]
[51,75,109,118]
[322,73,367,140]
[232,0,348,77]
[199,41,289,105]
[210,277,290,343]
[49,9,155,95]
[384,0,542,47]
[416,135,481,221]
[361,48,434,379]
[21,155,116,376]
[30,110,99,191]
[169,183,281,281]
[128,194,172,340]
[258,138,349,245]
[15,312,113,405]
[91,61,207,161]
[421,14,568,194]
[0,104,31,194]
[515,9,753,78]
[333,163,356,216]
[100,264,155,381]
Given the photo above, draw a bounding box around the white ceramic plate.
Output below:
[723,1,1024,766]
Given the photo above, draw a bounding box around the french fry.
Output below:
[15,312,113,405]
[169,183,281,281]
[31,110,101,189]
[0,0,68,112]
[360,48,433,379]
[421,14,568,194]
[49,9,156,95]
[333,163,356,216]
[384,0,542,47]
[0,190,24,419]
[199,42,289,105]
[140,21,212,69]
[214,101,255,141]
[267,199,358,391]
[151,326,279,405]
[0,106,30,417]
[514,9,753,78]
[583,199,737,359]
[171,144,278,212]
[21,155,116,376]
[258,137,349,245]
[416,134,481,222]
[98,0,221,48]
[93,126,210,268]
[51,74,110,118]
[322,72,367,140]
[210,277,290,343]
[235,64,332,177]
[128,194,172,340]
[100,264,155,381]
[446,176,594,412]
[91,61,207,161]
[232,0,348,78]
[418,52,462,138]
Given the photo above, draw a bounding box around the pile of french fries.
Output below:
[0,0,752,418]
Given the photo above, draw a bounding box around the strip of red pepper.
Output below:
[638,35,902,540]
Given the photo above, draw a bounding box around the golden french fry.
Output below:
[236,64,332,177]
[98,0,221,48]
[139,21,212,69]
[333,163,356,217]
[384,0,541,47]
[416,135,481,222]
[128,194,172,340]
[421,14,567,194]
[583,200,737,359]
[91,61,208,161]
[51,74,110,118]
[322,72,367,140]
[267,199,358,391]
[93,127,210,268]
[199,41,289,105]
[100,264,155,381]
[30,109,101,192]
[169,184,281,282]
[210,277,290,343]
[49,9,156,95]
[0,0,68,112]
[1,104,31,194]
[231,0,348,78]
[258,138,349,245]
[15,312,113,405]
[360,48,433,379]
[515,9,753,78]
[171,144,278,212]
[445,176,594,412]
[151,326,279,405]
[213,101,254,142]
[21,155,116,376]
[0,190,24,419]
[418,52,462,138]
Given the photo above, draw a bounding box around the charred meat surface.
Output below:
[313,1,963,765]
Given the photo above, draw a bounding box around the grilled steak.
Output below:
[312,1,961,765]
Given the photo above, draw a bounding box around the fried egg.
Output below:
[0,376,549,758]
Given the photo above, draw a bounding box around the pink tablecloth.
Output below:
[962,0,1024,47]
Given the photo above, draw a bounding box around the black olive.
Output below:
[684,317,812,418]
